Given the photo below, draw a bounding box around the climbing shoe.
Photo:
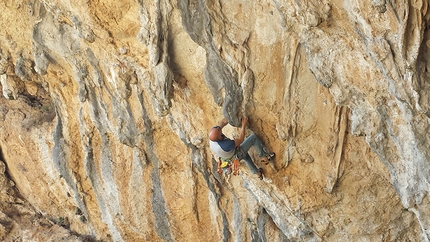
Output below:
[266,152,275,160]
[257,168,263,180]
[261,150,275,165]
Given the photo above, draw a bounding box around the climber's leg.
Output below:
[240,133,270,158]
[236,148,259,174]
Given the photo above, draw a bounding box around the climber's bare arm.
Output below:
[234,117,248,148]
[218,118,228,129]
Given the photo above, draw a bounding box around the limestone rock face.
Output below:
[0,0,428,241]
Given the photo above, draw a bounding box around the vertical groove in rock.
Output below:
[84,87,123,241]
[138,0,174,117]
[256,207,270,242]
[138,92,173,241]
[177,0,242,126]
[233,195,242,241]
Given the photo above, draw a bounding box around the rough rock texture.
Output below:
[0,0,429,241]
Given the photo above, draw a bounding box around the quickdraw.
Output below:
[219,155,240,175]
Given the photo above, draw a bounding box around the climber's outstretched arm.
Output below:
[218,118,229,129]
[234,117,248,148]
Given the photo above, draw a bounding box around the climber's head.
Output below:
[209,126,222,141]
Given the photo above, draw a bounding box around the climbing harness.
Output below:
[219,155,240,175]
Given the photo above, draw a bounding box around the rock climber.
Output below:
[208,116,275,180]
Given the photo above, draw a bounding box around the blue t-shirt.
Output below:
[210,135,236,158]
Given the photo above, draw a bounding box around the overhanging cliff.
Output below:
[0,0,429,241]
